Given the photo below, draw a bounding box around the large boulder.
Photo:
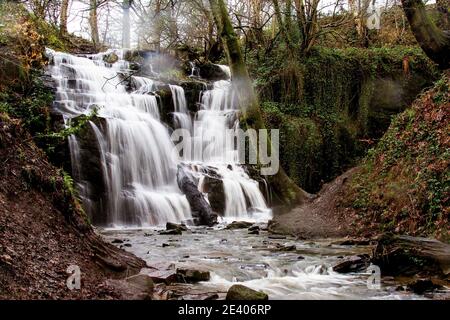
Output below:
[199,62,230,81]
[226,221,253,230]
[225,284,268,300]
[176,166,218,226]
[176,268,210,283]
[203,175,226,215]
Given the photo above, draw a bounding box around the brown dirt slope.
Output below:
[0,114,145,299]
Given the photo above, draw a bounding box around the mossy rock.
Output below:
[225,284,268,300]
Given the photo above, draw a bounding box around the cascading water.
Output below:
[47,48,270,227]
[47,49,191,227]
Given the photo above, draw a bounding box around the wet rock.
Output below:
[177,166,218,226]
[226,221,253,230]
[199,62,230,81]
[372,234,450,277]
[112,239,124,244]
[72,115,108,225]
[268,235,286,240]
[297,256,305,260]
[166,222,188,232]
[278,244,296,252]
[159,229,182,235]
[176,268,210,283]
[180,80,208,113]
[103,52,119,64]
[406,279,443,295]
[143,269,178,285]
[203,175,226,215]
[225,284,268,300]
[332,254,370,273]
[123,243,132,247]
[248,230,259,235]
[162,243,171,247]
[332,238,373,246]
[248,225,260,232]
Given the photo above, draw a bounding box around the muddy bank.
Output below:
[0,114,146,299]
[269,169,357,239]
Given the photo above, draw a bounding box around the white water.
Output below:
[102,226,429,300]
[48,49,191,227]
[47,48,270,226]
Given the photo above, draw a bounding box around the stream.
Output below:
[101,222,425,300]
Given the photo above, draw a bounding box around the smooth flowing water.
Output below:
[101,225,426,300]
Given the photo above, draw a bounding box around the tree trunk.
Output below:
[272,0,295,54]
[154,0,162,51]
[209,0,310,206]
[89,0,100,49]
[60,0,69,35]
[122,0,131,48]
[401,0,450,69]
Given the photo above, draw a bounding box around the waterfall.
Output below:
[47,49,191,227]
[47,48,271,227]
[169,84,192,131]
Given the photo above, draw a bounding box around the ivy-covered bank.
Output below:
[340,74,449,241]
[250,47,439,192]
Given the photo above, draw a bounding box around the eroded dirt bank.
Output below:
[0,114,146,299]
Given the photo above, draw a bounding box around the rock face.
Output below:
[180,80,208,113]
[203,176,226,215]
[371,234,450,277]
[225,284,268,300]
[73,115,108,225]
[177,166,217,226]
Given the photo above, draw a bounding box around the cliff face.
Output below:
[0,113,145,299]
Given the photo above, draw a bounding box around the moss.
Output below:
[253,46,438,192]
[342,74,449,240]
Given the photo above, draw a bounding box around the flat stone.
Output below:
[226,221,253,230]
[159,229,182,235]
[144,269,178,285]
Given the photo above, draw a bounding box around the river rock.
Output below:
[226,221,253,230]
[176,268,210,283]
[332,254,370,273]
[143,269,178,285]
[166,222,188,232]
[225,284,268,300]
[159,229,182,235]
[406,278,443,295]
